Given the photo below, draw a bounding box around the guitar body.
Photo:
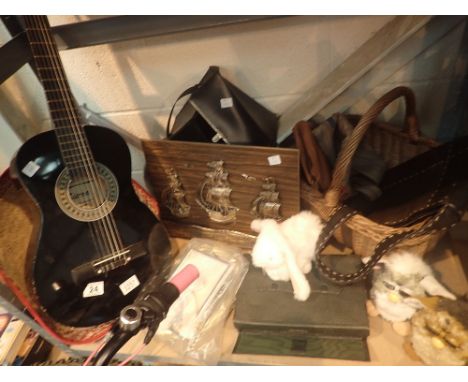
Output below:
[15,125,172,327]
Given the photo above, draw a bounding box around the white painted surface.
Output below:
[0,114,22,174]
[0,16,465,176]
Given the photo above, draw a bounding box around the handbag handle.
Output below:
[166,66,220,139]
[166,84,200,139]
[325,86,420,207]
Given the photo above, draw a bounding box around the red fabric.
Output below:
[131,179,160,218]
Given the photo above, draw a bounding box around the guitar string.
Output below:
[24,17,109,258]
[25,16,114,258]
[33,17,134,271]
[32,16,125,261]
[32,16,122,254]
[27,17,124,265]
[26,18,107,257]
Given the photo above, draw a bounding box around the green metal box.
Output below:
[233,255,370,361]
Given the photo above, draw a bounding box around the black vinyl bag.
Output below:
[166,66,278,146]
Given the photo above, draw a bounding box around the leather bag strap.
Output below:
[315,181,468,285]
[166,84,201,138]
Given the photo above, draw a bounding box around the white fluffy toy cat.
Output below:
[250,211,324,301]
[367,251,456,335]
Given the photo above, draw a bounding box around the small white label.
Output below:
[83,281,104,298]
[211,133,223,143]
[21,161,40,177]
[220,97,233,109]
[268,155,282,166]
[119,275,140,296]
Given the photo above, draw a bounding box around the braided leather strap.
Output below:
[315,181,468,285]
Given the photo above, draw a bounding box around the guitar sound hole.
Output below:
[54,162,119,222]
[69,176,106,209]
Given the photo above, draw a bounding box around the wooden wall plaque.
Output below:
[142,140,300,248]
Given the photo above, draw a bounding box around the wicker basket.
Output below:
[301,87,442,258]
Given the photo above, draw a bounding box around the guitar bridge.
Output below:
[71,242,147,285]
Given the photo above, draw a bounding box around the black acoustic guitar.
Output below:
[13,16,173,327]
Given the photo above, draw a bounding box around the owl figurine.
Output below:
[410,298,468,365]
[367,251,456,334]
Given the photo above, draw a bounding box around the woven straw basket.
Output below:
[301,87,442,258]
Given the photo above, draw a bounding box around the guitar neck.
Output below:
[23,16,94,172]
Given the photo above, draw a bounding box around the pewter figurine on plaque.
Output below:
[161,168,191,218]
[142,139,300,249]
[250,177,282,219]
[196,160,238,223]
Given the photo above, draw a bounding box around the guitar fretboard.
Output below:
[23,16,95,175]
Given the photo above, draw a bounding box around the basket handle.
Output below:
[325,86,420,207]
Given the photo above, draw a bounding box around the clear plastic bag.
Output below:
[155,238,248,365]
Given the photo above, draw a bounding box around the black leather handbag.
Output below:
[166,66,278,147]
